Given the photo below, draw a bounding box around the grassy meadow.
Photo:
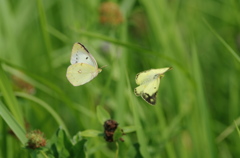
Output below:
[0,0,240,157]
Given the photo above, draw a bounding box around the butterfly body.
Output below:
[66,42,102,86]
[134,67,172,105]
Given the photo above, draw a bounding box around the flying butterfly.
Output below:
[134,67,172,105]
[66,42,102,86]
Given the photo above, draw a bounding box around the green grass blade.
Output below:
[125,71,151,158]
[36,0,53,73]
[203,18,240,63]
[217,117,240,143]
[0,64,24,128]
[0,101,27,144]
[191,41,215,158]
[53,27,182,67]
[234,120,240,138]
[14,92,70,138]
[73,29,150,52]
[47,25,70,43]
[0,60,77,114]
[72,29,173,62]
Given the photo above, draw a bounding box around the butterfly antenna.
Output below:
[100,65,108,69]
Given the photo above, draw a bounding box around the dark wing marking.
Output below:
[77,42,90,53]
[141,92,157,105]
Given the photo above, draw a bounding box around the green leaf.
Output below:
[113,127,123,142]
[50,128,72,158]
[96,106,111,124]
[62,131,87,158]
[28,148,55,158]
[133,143,144,158]
[70,139,87,158]
[29,150,40,158]
[72,132,82,145]
[80,130,103,137]
[121,126,136,134]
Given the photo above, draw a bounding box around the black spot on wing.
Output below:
[135,72,143,84]
[142,92,157,105]
[75,53,78,63]
[136,73,140,78]
[134,88,140,96]
[86,57,88,59]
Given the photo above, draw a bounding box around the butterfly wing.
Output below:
[66,63,99,86]
[134,84,145,96]
[70,42,98,68]
[134,67,172,105]
[135,67,171,85]
[134,78,160,105]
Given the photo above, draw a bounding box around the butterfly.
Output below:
[134,67,172,105]
[66,42,102,86]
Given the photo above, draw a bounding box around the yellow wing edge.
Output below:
[135,67,172,85]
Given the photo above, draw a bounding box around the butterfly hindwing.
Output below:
[134,84,145,96]
[66,63,99,86]
[135,78,160,105]
[141,92,157,105]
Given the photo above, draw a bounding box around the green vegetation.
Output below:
[0,0,240,157]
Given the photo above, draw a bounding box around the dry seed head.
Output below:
[99,2,123,26]
[26,130,46,149]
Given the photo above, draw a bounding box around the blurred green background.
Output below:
[0,0,240,157]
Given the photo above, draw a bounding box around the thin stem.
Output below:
[115,142,119,158]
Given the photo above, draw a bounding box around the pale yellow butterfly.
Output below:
[134,67,172,105]
[66,42,102,86]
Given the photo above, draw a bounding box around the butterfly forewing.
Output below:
[70,42,98,68]
[135,67,171,85]
[66,63,99,86]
